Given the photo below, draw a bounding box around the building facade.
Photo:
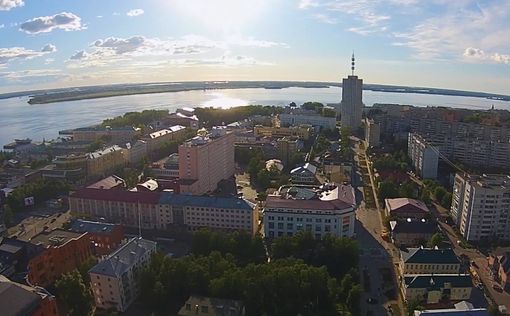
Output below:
[89,238,157,312]
[263,184,356,239]
[290,163,317,184]
[385,198,430,219]
[451,173,510,241]
[279,113,336,130]
[254,125,312,140]
[87,145,127,180]
[179,127,235,195]
[339,75,363,129]
[72,127,135,143]
[69,188,256,233]
[400,248,461,275]
[27,229,93,287]
[408,132,439,179]
[403,275,473,304]
[364,118,381,147]
[69,219,124,256]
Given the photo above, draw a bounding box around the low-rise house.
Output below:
[290,163,317,184]
[390,219,436,247]
[69,219,124,256]
[27,229,93,287]
[403,274,473,304]
[178,296,245,316]
[0,275,58,316]
[385,198,430,219]
[488,252,510,292]
[89,238,157,312]
[400,248,461,275]
[414,301,488,315]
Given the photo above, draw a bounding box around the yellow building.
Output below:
[253,124,312,140]
[399,248,461,275]
[86,145,127,179]
[403,275,472,304]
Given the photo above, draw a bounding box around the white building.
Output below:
[263,184,356,239]
[408,132,439,179]
[364,118,380,147]
[279,113,336,130]
[414,301,488,316]
[290,163,317,184]
[89,238,157,312]
[451,173,510,241]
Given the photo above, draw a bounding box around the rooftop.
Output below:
[290,163,317,175]
[266,185,355,211]
[89,238,156,278]
[87,145,123,159]
[69,219,118,235]
[390,220,436,234]
[404,274,472,289]
[385,198,430,214]
[159,192,253,210]
[0,276,42,316]
[71,188,161,204]
[29,229,86,248]
[401,248,460,265]
[86,175,126,190]
[179,295,244,316]
[414,301,488,316]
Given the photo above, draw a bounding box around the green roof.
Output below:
[404,275,472,289]
[401,248,460,264]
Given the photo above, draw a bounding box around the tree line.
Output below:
[139,230,362,315]
[195,105,283,127]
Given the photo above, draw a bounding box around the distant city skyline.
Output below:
[1,0,509,94]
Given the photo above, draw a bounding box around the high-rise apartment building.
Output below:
[408,133,439,179]
[338,54,363,130]
[178,127,235,195]
[451,173,510,241]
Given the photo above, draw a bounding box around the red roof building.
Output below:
[385,198,430,219]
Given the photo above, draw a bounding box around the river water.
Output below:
[1,86,508,146]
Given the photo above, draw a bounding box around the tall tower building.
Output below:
[338,54,363,130]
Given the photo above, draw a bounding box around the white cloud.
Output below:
[0,0,24,11]
[463,47,510,65]
[0,69,66,82]
[20,12,84,34]
[41,44,57,53]
[0,24,4,29]
[96,15,103,19]
[298,0,319,9]
[0,47,54,65]
[126,9,144,17]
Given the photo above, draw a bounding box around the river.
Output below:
[1,86,509,146]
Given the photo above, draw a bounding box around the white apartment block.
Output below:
[279,113,336,130]
[263,184,356,239]
[408,132,439,179]
[451,173,510,241]
[89,238,157,312]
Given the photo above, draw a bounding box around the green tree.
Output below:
[441,192,452,209]
[427,233,444,248]
[55,270,93,316]
[378,180,399,202]
[256,169,271,189]
[322,108,337,118]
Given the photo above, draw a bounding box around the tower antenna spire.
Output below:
[351,52,355,76]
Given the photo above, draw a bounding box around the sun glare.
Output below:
[172,0,268,31]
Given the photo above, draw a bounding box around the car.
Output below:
[366,298,378,304]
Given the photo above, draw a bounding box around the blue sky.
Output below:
[0,0,509,94]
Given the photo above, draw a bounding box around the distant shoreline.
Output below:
[1,81,508,104]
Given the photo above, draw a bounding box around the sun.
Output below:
[171,0,268,31]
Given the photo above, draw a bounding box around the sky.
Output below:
[0,0,509,94]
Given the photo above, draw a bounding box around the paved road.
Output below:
[353,139,405,316]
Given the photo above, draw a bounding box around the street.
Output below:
[353,139,405,316]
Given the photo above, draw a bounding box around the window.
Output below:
[186,304,191,311]
[278,223,284,229]
[268,222,274,229]
[287,223,293,230]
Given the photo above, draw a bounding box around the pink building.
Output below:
[179,127,235,195]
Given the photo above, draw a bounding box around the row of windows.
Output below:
[266,215,338,223]
[405,263,459,271]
